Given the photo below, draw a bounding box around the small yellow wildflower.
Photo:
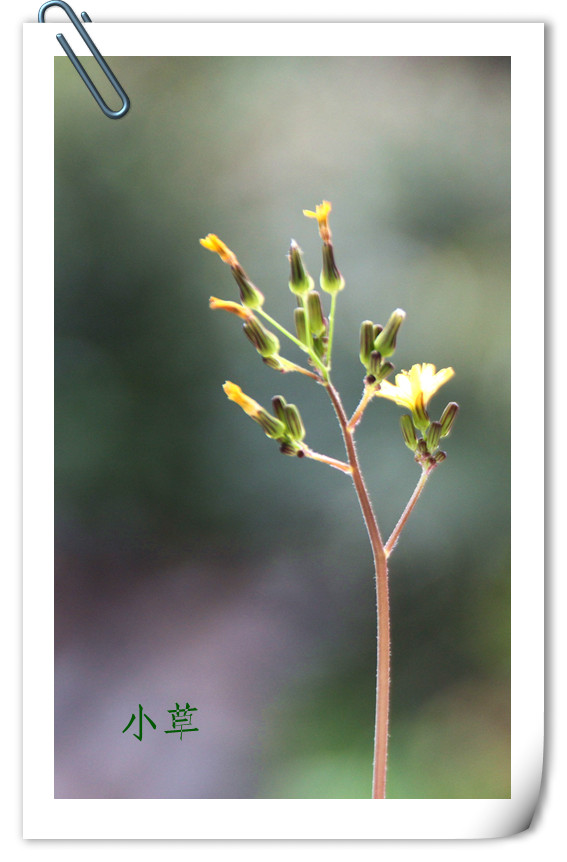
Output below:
[200,234,239,268]
[376,363,455,412]
[223,381,262,417]
[209,296,253,320]
[303,200,332,243]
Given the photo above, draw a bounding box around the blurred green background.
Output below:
[54,55,510,798]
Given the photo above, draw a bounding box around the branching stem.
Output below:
[385,467,434,558]
[324,381,390,799]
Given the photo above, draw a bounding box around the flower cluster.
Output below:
[377,363,458,469]
[201,201,458,473]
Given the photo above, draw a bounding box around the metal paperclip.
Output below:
[38,1,130,119]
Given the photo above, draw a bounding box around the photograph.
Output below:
[53,53,511,800]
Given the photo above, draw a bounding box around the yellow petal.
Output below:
[223,381,262,417]
[209,296,252,320]
[200,234,239,267]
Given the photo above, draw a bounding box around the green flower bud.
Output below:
[425,421,442,452]
[232,264,265,309]
[412,392,430,432]
[284,403,306,441]
[434,450,447,464]
[416,438,428,456]
[263,356,285,371]
[280,440,303,456]
[306,290,326,337]
[373,308,406,358]
[373,324,383,341]
[439,402,459,437]
[359,320,375,368]
[375,361,395,384]
[243,319,280,358]
[288,240,314,296]
[368,350,382,377]
[255,408,287,439]
[271,395,288,425]
[294,307,310,346]
[400,414,418,451]
[320,243,345,294]
[312,335,327,361]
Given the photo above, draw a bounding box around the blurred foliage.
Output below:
[55,55,510,798]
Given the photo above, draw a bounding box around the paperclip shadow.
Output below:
[38,0,130,119]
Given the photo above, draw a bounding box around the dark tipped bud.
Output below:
[294,307,310,346]
[359,320,375,368]
[280,441,302,456]
[400,414,418,451]
[232,264,265,309]
[375,361,395,384]
[412,392,430,432]
[434,450,447,464]
[306,290,326,337]
[373,308,406,358]
[416,438,428,456]
[271,395,288,425]
[425,421,442,452]
[243,318,280,358]
[284,404,306,441]
[288,240,314,296]
[369,350,382,377]
[439,402,459,437]
[256,409,287,440]
[320,243,345,294]
[373,324,383,341]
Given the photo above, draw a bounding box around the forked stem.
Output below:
[385,467,434,558]
[325,381,390,799]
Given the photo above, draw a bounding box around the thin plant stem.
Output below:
[348,385,375,431]
[325,381,390,799]
[385,467,434,558]
[325,292,338,371]
[304,448,352,474]
[257,308,328,378]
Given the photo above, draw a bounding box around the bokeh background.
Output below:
[55,55,510,798]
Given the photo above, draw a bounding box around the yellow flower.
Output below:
[303,200,332,242]
[223,381,262,417]
[376,363,455,412]
[200,234,239,268]
[209,296,253,320]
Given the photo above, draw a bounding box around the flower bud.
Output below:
[439,402,459,437]
[425,421,442,452]
[373,308,406,358]
[368,350,382,377]
[294,307,310,346]
[400,414,418,451]
[232,264,265,309]
[412,392,430,432]
[306,290,326,337]
[271,395,288,425]
[320,243,345,294]
[359,320,375,368]
[284,403,306,442]
[280,440,303,456]
[373,324,383,341]
[256,409,287,439]
[243,318,280,358]
[288,240,314,296]
[375,361,395,384]
[434,450,447,464]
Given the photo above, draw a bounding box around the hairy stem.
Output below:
[348,384,375,431]
[385,467,434,558]
[325,381,390,799]
[304,448,352,474]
